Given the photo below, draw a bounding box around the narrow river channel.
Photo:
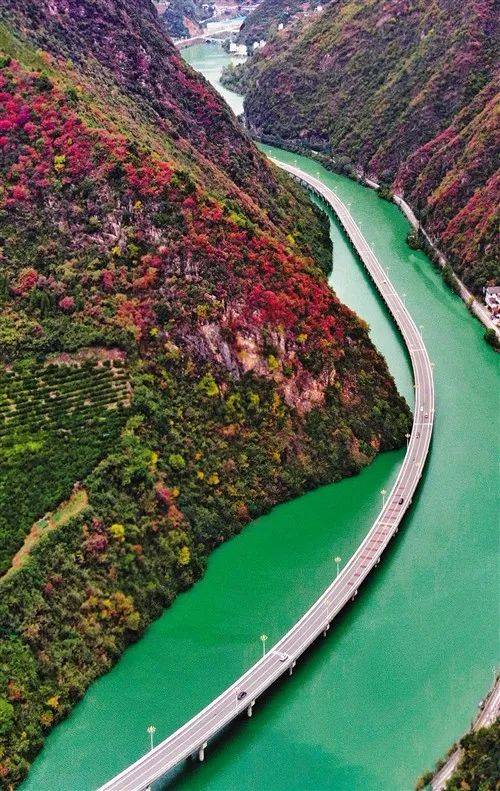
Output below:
[23,44,499,791]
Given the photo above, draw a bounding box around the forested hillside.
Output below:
[443,722,500,790]
[417,720,500,790]
[0,0,410,784]
[236,0,315,46]
[160,0,206,38]
[235,0,499,295]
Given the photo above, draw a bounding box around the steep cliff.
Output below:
[160,0,207,38]
[0,0,410,783]
[236,0,499,294]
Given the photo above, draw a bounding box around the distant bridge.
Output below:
[174,24,241,48]
[98,160,435,791]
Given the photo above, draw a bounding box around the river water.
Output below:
[23,45,498,791]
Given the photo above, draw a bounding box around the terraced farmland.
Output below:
[0,359,130,574]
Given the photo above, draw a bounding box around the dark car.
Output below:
[398,497,404,505]
[236,690,247,701]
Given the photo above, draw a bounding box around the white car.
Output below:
[274,651,289,663]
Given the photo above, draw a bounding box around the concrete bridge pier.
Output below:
[289,660,297,676]
[198,742,207,762]
[323,623,330,637]
[247,700,255,717]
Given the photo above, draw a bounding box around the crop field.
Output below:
[0,360,130,574]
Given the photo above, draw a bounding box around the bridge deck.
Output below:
[99,161,435,791]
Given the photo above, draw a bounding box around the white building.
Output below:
[485,285,500,322]
[229,41,247,56]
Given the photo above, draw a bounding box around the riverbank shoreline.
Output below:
[96,158,435,791]
[419,674,500,790]
[243,132,500,343]
[22,44,498,791]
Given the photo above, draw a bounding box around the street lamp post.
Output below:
[402,292,407,307]
[147,725,156,752]
[419,324,424,338]
[335,556,342,578]
[405,432,411,446]
[381,488,387,508]
[260,634,268,658]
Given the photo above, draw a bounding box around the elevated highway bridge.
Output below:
[98,160,435,791]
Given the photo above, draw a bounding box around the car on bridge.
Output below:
[274,651,289,663]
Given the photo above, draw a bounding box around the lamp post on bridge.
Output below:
[381,488,387,508]
[405,432,411,446]
[335,556,342,578]
[147,724,156,752]
[260,634,268,658]
[402,292,407,307]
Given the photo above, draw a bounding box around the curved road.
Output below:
[98,161,435,791]
[431,677,500,790]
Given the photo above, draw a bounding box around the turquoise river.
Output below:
[22,44,499,791]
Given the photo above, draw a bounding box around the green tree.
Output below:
[0,697,14,736]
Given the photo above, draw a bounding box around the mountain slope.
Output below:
[0,1,411,784]
[160,0,206,38]
[237,0,499,295]
[236,0,315,46]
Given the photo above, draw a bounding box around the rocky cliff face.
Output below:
[0,1,410,784]
[160,0,205,38]
[237,0,499,294]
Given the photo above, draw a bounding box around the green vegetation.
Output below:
[442,265,461,295]
[237,0,309,46]
[237,0,499,296]
[416,720,500,790]
[0,361,128,573]
[0,349,410,784]
[160,0,209,38]
[219,61,250,96]
[377,185,393,203]
[0,0,411,784]
[445,722,500,790]
[484,329,500,350]
[406,230,422,251]
[7,488,88,575]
